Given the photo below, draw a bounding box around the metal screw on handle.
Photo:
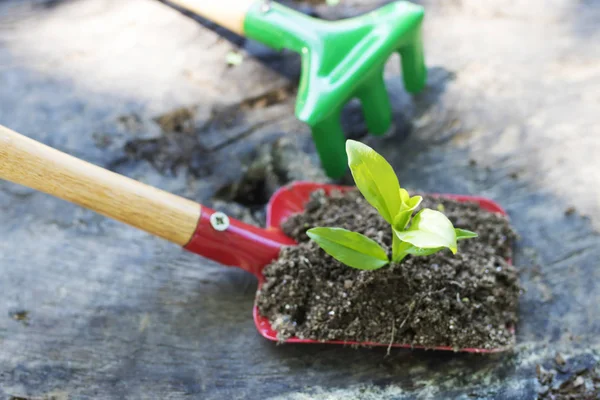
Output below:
[210,212,231,231]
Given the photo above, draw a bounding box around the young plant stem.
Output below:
[391,233,409,263]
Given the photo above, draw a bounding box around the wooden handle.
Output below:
[167,0,256,35]
[0,125,201,246]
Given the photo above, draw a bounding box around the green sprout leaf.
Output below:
[406,195,423,209]
[346,140,401,224]
[391,192,423,261]
[392,238,412,263]
[307,227,389,270]
[399,189,422,210]
[393,194,423,231]
[394,209,458,254]
[404,246,444,256]
[305,140,479,271]
[455,228,478,240]
[399,188,410,204]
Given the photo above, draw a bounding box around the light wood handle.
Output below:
[0,125,201,246]
[167,0,256,35]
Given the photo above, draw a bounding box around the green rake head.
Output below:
[245,1,427,178]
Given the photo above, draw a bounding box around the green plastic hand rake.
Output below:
[167,0,427,178]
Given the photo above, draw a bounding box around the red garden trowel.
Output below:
[165,0,427,178]
[0,125,510,352]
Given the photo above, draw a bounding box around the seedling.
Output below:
[307,140,478,270]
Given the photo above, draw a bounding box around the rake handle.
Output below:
[167,0,256,35]
[0,125,200,246]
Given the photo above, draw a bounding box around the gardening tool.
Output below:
[0,125,510,353]
[166,0,427,178]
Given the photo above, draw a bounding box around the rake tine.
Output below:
[310,112,348,179]
[357,70,393,135]
[399,29,427,93]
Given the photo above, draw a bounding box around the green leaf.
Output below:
[455,228,478,240]
[404,246,444,256]
[392,195,423,231]
[394,209,458,254]
[346,140,401,224]
[393,210,412,232]
[405,195,423,210]
[392,233,446,261]
[399,188,410,204]
[307,227,389,270]
[392,236,412,262]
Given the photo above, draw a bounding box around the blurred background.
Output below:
[0,0,599,398]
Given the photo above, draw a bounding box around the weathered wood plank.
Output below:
[0,0,599,398]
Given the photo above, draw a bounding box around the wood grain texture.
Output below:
[166,0,256,35]
[0,125,201,246]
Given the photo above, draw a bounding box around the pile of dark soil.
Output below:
[257,189,521,350]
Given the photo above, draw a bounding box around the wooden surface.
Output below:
[0,125,201,246]
[0,0,599,399]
